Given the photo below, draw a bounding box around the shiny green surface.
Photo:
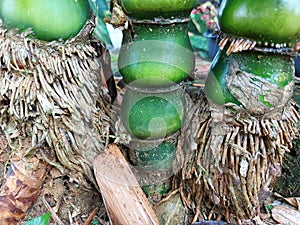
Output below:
[235,51,294,88]
[118,0,196,19]
[0,0,91,41]
[121,86,185,139]
[118,23,195,87]
[205,49,294,105]
[128,96,181,139]
[204,50,240,105]
[129,139,177,170]
[218,0,300,44]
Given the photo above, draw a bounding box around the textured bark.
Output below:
[0,21,112,223]
[227,60,294,115]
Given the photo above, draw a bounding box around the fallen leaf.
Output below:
[23,212,51,225]
[0,158,48,224]
[274,193,300,210]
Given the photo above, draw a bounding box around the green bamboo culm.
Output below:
[117,0,196,200]
[179,0,300,224]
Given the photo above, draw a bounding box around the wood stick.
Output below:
[222,132,231,165]
[93,144,160,225]
[41,195,64,225]
[83,207,99,225]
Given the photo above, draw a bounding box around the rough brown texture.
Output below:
[0,157,48,225]
[0,22,112,223]
[227,60,294,116]
[177,89,299,224]
[0,23,111,186]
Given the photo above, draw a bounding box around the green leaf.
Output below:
[266,205,273,213]
[189,13,207,35]
[189,34,209,59]
[89,0,111,20]
[189,34,209,51]
[93,16,113,47]
[91,218,99,225]
[23,212,51,225]
[88,0,113,47]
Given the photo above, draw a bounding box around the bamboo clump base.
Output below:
[176,92,299,225]
[0,24,111,187]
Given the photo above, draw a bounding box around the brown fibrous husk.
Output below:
[175,87,299,224]
[0,23,111,187]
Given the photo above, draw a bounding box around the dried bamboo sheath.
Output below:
[218,34,257,55]
[0,155,48,224]
[0,25,111,186]
[179,92,299,224]
[218,33,297,56]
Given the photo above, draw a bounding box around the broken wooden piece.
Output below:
[93,144,160,225]
[271,205,300,225]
